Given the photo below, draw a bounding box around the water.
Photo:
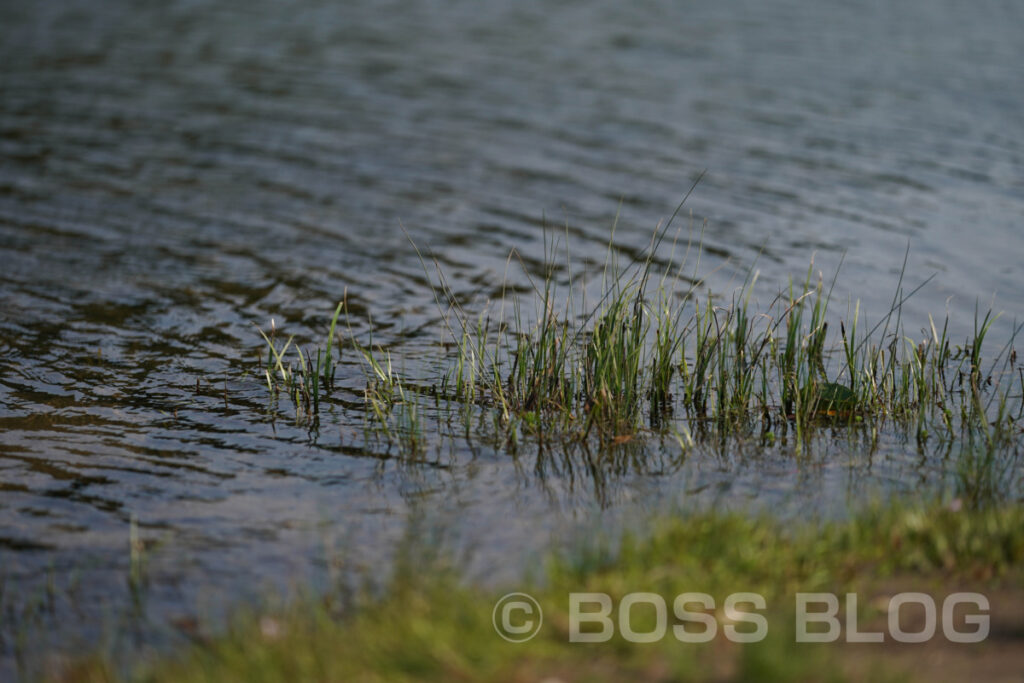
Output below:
[1,0,1022,672]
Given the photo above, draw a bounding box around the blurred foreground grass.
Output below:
[58,501,1024,682]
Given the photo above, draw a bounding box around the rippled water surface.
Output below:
[2,0,1023,671]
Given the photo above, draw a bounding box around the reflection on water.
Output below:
[1,0,1023,673]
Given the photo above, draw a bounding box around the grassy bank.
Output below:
[58,501,1024,682]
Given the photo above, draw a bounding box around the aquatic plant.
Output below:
[258,300,343,423]
[256,200,1022,468]
[402,231,1021,453]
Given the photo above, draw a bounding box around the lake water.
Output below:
[1,0,1022,673]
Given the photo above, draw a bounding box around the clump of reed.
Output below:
[349,321,426,457]
[256,198,1022,463]
[404,222,1021,453]
[255,295,428,454]
[257,300,343,422]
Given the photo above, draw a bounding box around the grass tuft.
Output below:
[256,211,1023,474]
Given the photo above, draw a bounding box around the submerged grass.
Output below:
[254,200,1022,498]
[347,224,1023,456]
[58,501,1024,682]
[257,300,344,424]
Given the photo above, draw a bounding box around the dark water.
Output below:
[1,0,1023,673]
